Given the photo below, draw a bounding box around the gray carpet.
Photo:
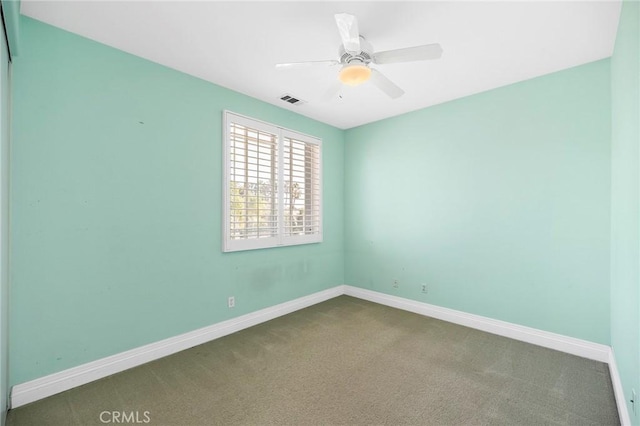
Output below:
[7,296,620,425]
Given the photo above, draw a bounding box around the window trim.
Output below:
[222,110,323,252]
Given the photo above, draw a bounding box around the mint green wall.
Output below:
[611,1,640,423]
[2,0,19,57]
[9,17,344,385]
[345,60,611,344]
[0,6,10,424]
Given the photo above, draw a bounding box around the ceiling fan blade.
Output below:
[322,80,343,102]
[370,69,404,99]
[276,60,339,69]
[373,43,443,65]
[335,13,361,54]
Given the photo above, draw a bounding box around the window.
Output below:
[223,111,322,252]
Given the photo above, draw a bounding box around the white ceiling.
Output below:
[21,1,622,130]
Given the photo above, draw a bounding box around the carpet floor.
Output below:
[7,295,620,425]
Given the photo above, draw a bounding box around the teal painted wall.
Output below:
[611,1,640,423]
[9,17,344,385]
[345,60,612,345]
[2,0,20,57]
[0,6,10,424]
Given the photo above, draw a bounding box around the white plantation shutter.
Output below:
[228,123,278,240]
[223,112,322,252]
[283,134,321,239]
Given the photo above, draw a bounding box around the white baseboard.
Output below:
[10,286,344,408]
[608,348,632,426]
[344,286,610,363]
[11,283,624,424]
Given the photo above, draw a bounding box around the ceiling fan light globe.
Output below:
[339,64,371,86]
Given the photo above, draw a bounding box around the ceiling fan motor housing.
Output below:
[339,36,373,65]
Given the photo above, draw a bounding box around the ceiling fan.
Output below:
[276,13,443,100]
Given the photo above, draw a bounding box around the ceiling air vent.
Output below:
[280,94,306,106]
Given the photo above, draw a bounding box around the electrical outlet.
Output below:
[392,279,399,288]
[421,284,428,293]
[632,389,637,415]
[228,296,235,308]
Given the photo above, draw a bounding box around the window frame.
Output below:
[222,111,323,252]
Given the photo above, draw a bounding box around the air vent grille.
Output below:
[280,94,306,106]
